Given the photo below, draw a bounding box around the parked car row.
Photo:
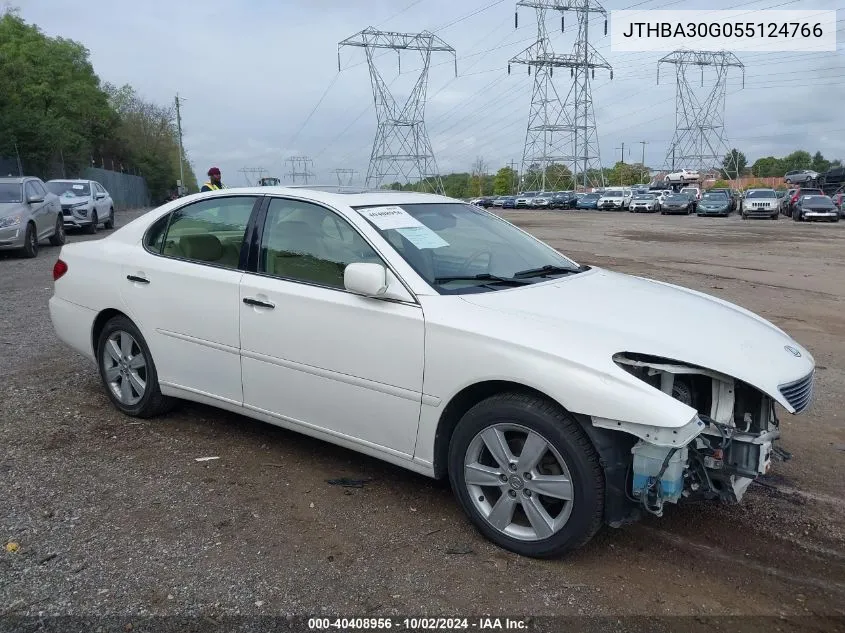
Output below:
[0,176,115,258]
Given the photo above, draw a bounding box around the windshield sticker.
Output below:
[358,206,423,230]
[72,184,84,190]
[395,226,449,249]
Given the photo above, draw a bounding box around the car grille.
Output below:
[778,370,814,413]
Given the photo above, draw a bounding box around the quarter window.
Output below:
[259,198,382,289]
[145,196,257,268]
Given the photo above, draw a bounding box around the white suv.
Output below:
[45,179,115,233]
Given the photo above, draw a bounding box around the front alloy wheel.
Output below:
[448,393,604,558]
[464,424,574,541]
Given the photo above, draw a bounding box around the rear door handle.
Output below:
[127,275,149,284]
[243,297,275,309]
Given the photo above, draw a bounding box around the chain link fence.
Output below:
[81,167,150,210]
[1,157,151,210]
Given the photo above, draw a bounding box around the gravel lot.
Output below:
[1,207,844,629]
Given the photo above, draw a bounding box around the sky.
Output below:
[15,0,845,187]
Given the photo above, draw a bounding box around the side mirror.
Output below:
[96,193,106,200]
[344,262,388,297]
[27,194,45,204]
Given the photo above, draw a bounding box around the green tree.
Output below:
[721,148,747,179]
[751,156,782,177]
[0,10,116,176]
[810,151,830,174]
[493,166,517,195]
[782,150,812,172]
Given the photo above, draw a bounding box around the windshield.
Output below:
[603,190,623,197]
[633,194,654,200]
[746,190,776,198]
[666,195,687,201]
[0,182,23,203]
[802,196,833,207]
[46,181,90,197]
[354,203,583,295]
[701,193,727,201]
[582,194,600,199]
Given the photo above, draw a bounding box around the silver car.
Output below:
[0,176,66,258]
[45,179,115,233]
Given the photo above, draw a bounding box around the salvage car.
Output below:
[628,193,660,213]
[660,193,694,215]
[575,193,600,209]
[0,176,65,257]
[783,169,818,185]
[49,188,815,558]
[664,169,700,184]
[515,192,537,208]
[597,189,629,210]
[741,189,779,220]
[696,192,731,217]
[46,179,115,233]
[792,195,839,222]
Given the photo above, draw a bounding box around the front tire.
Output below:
[97,316,177,418]
[21,222,38,258]
[85,211,98,234]
[49,216,66,246]
[448,393,604,558]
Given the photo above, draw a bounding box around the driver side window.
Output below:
[259,198,383,289]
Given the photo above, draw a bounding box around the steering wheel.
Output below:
[456,249,493,276]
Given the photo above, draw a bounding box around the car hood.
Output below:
[458,268,814,412]
[0,202,26,218]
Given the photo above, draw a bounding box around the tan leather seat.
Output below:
[265,221,343,286]
[180,234,224,263]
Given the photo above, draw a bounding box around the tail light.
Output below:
[53,258,68,281]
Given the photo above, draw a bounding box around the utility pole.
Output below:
[615,143,629,185]
[175,94,185,194]
[509,159,519,194]
[638,140,648,183]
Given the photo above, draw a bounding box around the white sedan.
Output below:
[49,188,815,558]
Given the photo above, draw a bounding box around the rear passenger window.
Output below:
[149,196,258,269]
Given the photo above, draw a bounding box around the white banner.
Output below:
[610,10,837,52]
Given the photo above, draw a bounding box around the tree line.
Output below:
[0,9,198,201]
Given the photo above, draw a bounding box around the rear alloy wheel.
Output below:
[97,316,176,418]
[85,211,98,234]
[49,215,66,246]
[104,208,115,229]
[448,393,603,558]
[21,222,38,258]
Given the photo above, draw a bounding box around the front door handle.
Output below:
[243,297,275,309]
[127,275,149,284]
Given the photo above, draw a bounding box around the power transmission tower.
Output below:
[175,94,186,194]
[239,167,268,186]
[286,156,315,184]
[657,50,744,177]
[338,27,456,193]
[510,0,612,192]
[333,168,358,188]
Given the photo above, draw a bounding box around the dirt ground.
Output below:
[1,208,844,630]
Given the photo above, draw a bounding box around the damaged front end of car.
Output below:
[594,352,811,520]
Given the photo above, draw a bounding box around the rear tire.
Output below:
[49,215,66,246]
[104,208,115,229]
[448,392,604,558]
[21,222,38,258]
[96,316,177,418]
[85,211,98,234]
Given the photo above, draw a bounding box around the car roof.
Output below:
[194,186,455,207]
[0,177,28,184]
[47,178,90,182]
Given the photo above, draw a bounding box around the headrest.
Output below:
[180,233,223,261]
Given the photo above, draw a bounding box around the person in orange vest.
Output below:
[201,167,226,191]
